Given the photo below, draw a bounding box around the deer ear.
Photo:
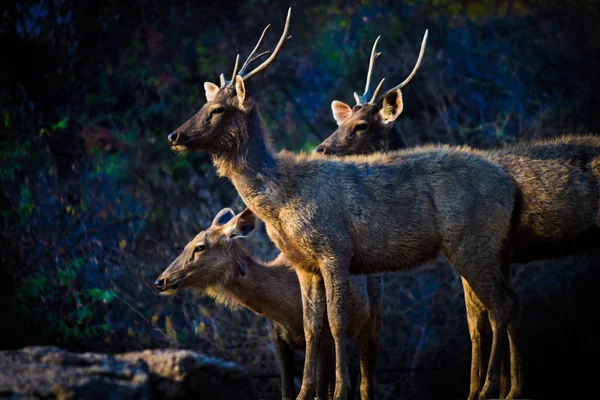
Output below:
[224,208,257,239]
[331,101,352,126]
[379,89,404,124]
[212,208,235,227]
[234,76,254,111]
[204,82,220,102]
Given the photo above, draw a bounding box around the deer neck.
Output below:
[389,124,407,150]
[211,106,284,221]
[224,252,301,325]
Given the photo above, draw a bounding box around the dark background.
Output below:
[1,0,599,399]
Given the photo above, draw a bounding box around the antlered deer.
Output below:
[315,36,600,397]
[166,9,522,400]
[155,207,383,400]
[314,32,428,156]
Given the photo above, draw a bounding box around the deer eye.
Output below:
[354,122,369,133]
[210,107,224,117]
[195,244,207,252]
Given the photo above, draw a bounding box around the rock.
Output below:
[0,346,151,400]
[116,349,255,399]
[0,346,255,399]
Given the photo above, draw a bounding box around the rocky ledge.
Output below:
[0,346,255,399]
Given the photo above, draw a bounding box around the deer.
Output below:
[154,207,383,400]
[165,8,523,400]
[314,32,521,400]
[314,31,600,398]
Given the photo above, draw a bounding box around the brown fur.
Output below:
[156,207,383,400]
[318,116,600,398]
[166,78,524,400]
[314,100,407,156]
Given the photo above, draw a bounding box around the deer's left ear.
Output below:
[379,89,404,124]
[235,76,254,112]
[204,82,220,102]
[224,208,257,239]
[331,100,352,126]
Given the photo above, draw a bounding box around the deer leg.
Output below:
[296,269,326,400]
[505,293,523,399]
[316,319,334,400]
[271,322,297,400]
[357,312,381,400]
[470,271,516,400]
[321,263,351,400]
[447,255,516,400]
[461,277,488,400]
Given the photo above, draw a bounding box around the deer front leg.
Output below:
[271,322,297,400]
[461,277,488,400]
[296,269,326,400]
[321,261,351,400]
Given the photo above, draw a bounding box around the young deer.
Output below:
[315,38,600,397]
[166,9,521,400]
[155,207,383,400]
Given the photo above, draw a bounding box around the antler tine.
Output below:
[227,54,240,87]
[378,29,428,99]
[241,7,292,81]
[353,36,382,105]
[238,24,271,76]
[369,78,385,104]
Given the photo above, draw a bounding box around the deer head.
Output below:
[155,208,258,295]
[313,30,428,155]
[166,9,291,155]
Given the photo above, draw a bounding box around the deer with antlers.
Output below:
[314,32,427,156]
[315,30,600,398]
[166,9,525,400]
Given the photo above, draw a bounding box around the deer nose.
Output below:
[155,278,166,291]
[312,145,326,154]
[168,132,179,145]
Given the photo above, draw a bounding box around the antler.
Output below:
[371,29,428,103]
[220,8,292,87]
[354,36,383,106]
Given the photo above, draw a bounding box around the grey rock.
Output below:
[0,346,255,399]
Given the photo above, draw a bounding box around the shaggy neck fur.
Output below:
[204,244,300,324]
[212,106,276,179]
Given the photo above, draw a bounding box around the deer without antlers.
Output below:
[155,207,383,400]
[166,10,521,400]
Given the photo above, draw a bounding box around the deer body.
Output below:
[171,93,518,399]
[319,99,600,400]
[156,208,382,400]
[166,13,519,400]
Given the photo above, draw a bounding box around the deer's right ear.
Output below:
[234,76,254,112]
[379,89,404,124]
[212,208,235,226]
[331,100,352,126]
[204,82,220,102]
[224,208,257,239]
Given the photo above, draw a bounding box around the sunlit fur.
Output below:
[167,80,528,400]
[317,109,600,399]
[156,208,382,400]
[315,97,407,156]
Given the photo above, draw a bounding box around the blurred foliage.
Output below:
[1,0,600,398]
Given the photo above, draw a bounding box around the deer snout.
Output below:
[154,274,180,295]
[154,277,167,291]
[167,131,179,145]
[312,144,326,154]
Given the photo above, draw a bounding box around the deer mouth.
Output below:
[170,144,188,154]
[157,280,180,296]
